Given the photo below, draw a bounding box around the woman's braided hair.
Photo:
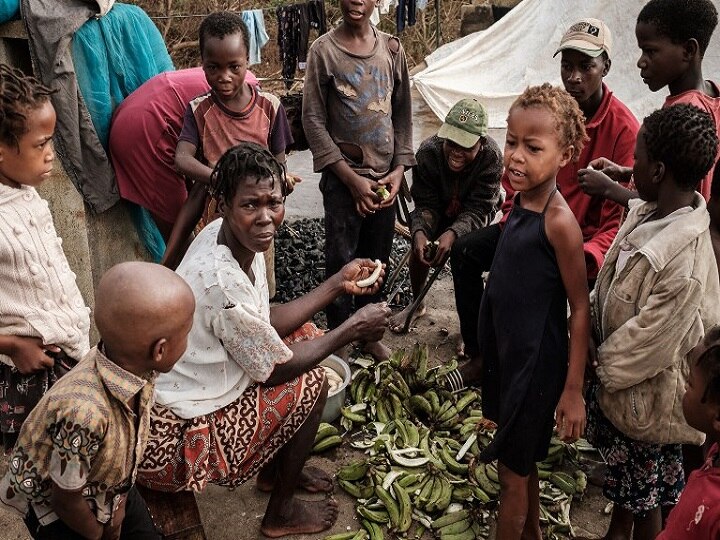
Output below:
[210,142,288,204]
[697,326,720,405]
[642,104,718,191]
[510,83,588,162]
[0,64,55,148]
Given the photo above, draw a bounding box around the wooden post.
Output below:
[137,485,207,540]
[435,0,441,49]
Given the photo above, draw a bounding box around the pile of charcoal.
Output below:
[274,218,441,314]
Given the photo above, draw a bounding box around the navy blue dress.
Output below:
[479,190,568,476]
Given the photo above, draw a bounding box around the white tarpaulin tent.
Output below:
[413,0,720,127]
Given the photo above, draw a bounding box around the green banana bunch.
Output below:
[408,394,433,419]
[439,441,469,475]
[424,390,441,416]
[312,435,343,454]
[455,390,479,413]
[470,462,499,498]
[323,532,360,540]
[314,422,340,445]
[435,511,473,539]
[361,519,384,540]
[392,482,413,532]
[549,471,577,495]
[432,508,470,529]
[337,459,370,482]
[357,506,390,524]
[338,479,374,499]
[374,485,401,530]
[350,369,371,403]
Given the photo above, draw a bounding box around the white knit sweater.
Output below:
[0,184,90,366]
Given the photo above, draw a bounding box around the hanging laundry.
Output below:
[416,0,428,11]
[396,0,417,32]
[307,0,327,34]
[370,6,380,25]
[379,0,394,16]
[241,10,270,66]
[277,4,308,87]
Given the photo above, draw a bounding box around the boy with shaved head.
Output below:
[0,262,194,540]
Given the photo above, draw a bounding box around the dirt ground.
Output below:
[0,276,610,539]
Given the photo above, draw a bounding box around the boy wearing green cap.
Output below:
[389,98,503,332]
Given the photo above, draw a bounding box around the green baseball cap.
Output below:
[437,98,488,148]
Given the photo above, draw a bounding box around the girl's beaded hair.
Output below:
[210,141,288,204]
[510,83,588,162]
[0,64,55,148]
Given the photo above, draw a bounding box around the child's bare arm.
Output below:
[546,205,591,442]
[0,335,57,374]
[50,482,104,540]
[175,140,213,185]
[161,182,208,269]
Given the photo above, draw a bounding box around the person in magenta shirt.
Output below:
[109,67,258,239]
[657,326,720,540]
[578,0,719,205]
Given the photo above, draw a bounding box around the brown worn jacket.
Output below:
[592,194,720,445]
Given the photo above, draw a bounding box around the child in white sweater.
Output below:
[0,64,90,451]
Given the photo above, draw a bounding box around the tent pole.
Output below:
[435,0,441,48]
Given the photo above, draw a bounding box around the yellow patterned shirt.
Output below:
[0,346,154,525]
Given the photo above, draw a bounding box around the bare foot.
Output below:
[456,356,483,387]
[389,304,427,333]
[260,497,338,538]
[455,335,466,358]
[257,465,333,493]
[361,340,391,361]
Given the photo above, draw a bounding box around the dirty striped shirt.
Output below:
[178,84,292,167]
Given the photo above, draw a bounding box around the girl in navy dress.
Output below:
[478,84,591,539]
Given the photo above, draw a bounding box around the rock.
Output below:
[274,218,451,328]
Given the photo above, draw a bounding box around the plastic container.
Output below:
[319,354,351,423]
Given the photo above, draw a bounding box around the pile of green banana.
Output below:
[313,422,344,454]
[318,344,596,540]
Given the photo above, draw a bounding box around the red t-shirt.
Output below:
[657,443,720,540]
[665,82,720,201]
[500,84,639,278]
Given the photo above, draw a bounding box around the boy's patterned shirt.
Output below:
[0,347,154,526]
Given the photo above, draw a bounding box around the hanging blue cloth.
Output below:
[241,9,270,66]
[72,3,174,149]
[0,0,19,23]
[71,3,173,261]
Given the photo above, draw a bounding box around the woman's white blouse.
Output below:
[154,219,292,419]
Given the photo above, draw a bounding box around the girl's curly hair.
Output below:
[642,104,718,191]
[0,64,55,148]
[510,83,588,162]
